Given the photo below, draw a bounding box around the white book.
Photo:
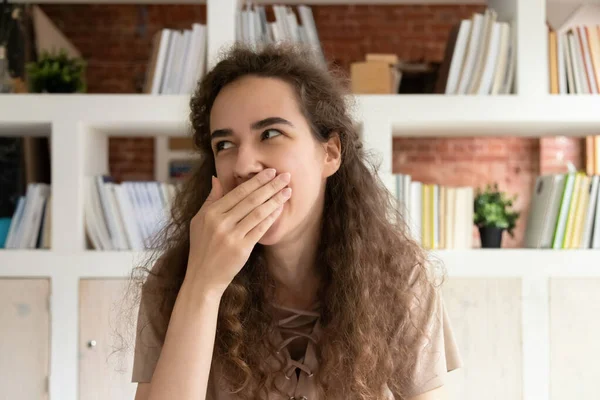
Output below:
[84,179,103,250]
[564,31,575,94]
[130,182,152,247]
[403,174,412,216]
[445,188,455,249]
[592,178,600,248]
[194,24,207,89]
[395,174,402,205]
[95,176,121,249]
[578,26,597,93]
[433,184,439,249]
[247,7,256,48]
[453,188,464,249]
[151,29,172,95]
[235,10,243,43]
[176,29,193,94]
[253,6,262,46]
[409,181,422,244]
[464,187,474,249]
[13,184,38,248]
[105,183,130,250]
[274,6,290,42]
[490,22,510,95]
[181,23,205,94]
[162,30,182,94]
[286,6,299,43]
[145,182,164,247]
[123,182,150,249]
[141,182,159,246]
[557,31,567,94]
[270,22,281,43]
[477,21,502,94]
[500,21,517,94]
[569,32,586,93]
[5,196,26,249]
[87,177,113,250]
[148,182,164,228]
[298,5,324,63]
[457,12,484,94]
[257,6,269,44]
[468,9,496,94]
[445,19,472,94]
[25,184,50,248]
[591,175,600,249]
[114,184,144,250]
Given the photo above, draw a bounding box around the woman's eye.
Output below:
[263,129,282,140]
[215,129,281,153]
[215,141,231,152]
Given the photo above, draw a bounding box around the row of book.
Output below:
[236,3,324,64]
[442,8,516,95]
[2,183,51,249]
[85,176,178,250]
[394,174,474,249]
[524,172,600,249]
[548,24,600,94]
[144,23,207,95]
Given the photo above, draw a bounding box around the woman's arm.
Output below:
[408,386,448,400]
[137,282,223,400]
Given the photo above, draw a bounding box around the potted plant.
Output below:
[25,49,86,93]
[473,183,520,248]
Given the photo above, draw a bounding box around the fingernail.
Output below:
[264,168,276,179]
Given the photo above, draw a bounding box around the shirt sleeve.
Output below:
[403,267,463,398]
[131,278,165,383]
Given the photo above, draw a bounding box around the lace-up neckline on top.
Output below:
[270,302,322,380]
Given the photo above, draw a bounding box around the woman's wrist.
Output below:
[179,278,225,307]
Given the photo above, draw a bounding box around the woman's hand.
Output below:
[185,168,291,296]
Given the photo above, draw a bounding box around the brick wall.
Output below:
[40,4,585,247]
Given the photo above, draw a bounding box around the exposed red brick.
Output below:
[40,4,590,249]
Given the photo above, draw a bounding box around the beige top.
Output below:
[132,282,462,399]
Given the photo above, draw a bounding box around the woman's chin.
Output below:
[258,209,285,245]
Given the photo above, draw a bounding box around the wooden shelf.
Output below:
[2,94,600,138]
[2,249,599,278]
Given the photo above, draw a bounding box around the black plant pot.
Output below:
[478,226,505,248]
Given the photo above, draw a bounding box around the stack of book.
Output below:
[440,7,516,95]
[524,172,600,249]
[144,23,207,95]
[548,24,600,94]
[3,183,51,249]
[394,174,474,249]
[85,176,178,251]
[236,3,324,64]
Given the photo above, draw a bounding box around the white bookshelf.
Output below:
[1,1,600,400]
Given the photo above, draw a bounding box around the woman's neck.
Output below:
[264,234,321,311]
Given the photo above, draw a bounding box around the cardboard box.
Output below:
[350,60,400,94]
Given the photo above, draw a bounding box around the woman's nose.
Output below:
[233,145,264,180]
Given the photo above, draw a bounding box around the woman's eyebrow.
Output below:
[251,117,295,130]
[211,117,294,140]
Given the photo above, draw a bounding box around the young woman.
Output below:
[131,43,462,400]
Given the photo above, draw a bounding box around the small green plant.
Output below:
[473,183,520,238]
[25,49,86,93]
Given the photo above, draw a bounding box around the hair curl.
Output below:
[124,43,445,400]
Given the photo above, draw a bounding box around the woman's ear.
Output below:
[322,132,342,178]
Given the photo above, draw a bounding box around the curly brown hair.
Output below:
[128,42,445,400]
